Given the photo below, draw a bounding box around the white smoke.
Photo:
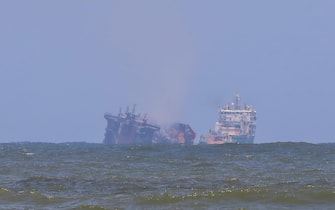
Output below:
[109,1,196,125]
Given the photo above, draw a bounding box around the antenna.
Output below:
[132,104,136,114]
[235,93,240,109]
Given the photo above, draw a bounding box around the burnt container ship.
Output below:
[200,94,256,144]
[103,105,196,145]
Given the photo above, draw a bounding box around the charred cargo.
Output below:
[154,123,196,144]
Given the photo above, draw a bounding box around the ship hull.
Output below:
[103,106,196,145]
[199,135,254,144]
[231,135,254,144]
[103,113,160,145]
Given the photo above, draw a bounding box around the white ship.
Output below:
[200,94,256,144]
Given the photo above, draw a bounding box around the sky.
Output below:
[0,0,334,143]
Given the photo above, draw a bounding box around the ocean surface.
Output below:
[0,142,334,209]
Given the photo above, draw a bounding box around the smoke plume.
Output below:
[109,1,196,125]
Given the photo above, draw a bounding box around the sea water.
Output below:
[0,142,334,209]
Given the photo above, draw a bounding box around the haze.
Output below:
[1,1,334,143]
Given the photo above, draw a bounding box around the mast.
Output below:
[235,93,241,109]
[132,104,136,114]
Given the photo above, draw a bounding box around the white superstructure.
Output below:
[201,93,256,144]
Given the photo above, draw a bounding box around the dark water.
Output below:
[0,142,334,209]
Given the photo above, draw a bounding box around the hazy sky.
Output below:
[1,0,334,143]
